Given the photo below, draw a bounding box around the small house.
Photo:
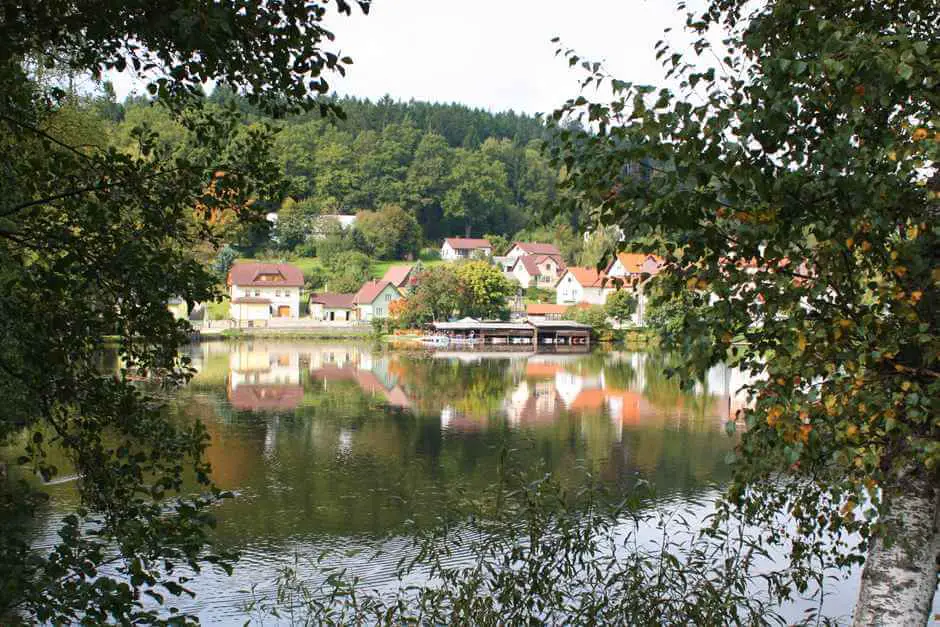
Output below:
[605,253,664,325]
[506,242,562,260]
[353,280,401,321]
[228,262,304,323]
[525,303,570,321]
[555,267,616,306]
[309,293,357,322]
[440,237,492,261]
[509,254,567,289]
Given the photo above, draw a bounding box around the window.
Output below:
[275,290,281,297]
[254,290,260,297]
[375,308,383,316]
[385,294,392,302]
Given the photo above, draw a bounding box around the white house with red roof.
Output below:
[506,242,562,260]
[353,280,401,321]
[440,237,492,261]
[604,253,664,325]
[228,262,304,322]
[509,254,566,289]
[555,267,616,306]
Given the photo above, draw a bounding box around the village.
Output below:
[171,235,665,350]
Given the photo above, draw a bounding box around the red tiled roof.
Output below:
[514,254,566,277]
[353,280,397,304]
[381,264,414,287]
[512,242,562,256]
[444,237,492,250]
[526,303,570,315]
[228,262,304,287]
[608,253,663,275]
[309,293,355,308]
[232,296,272,304]
[558,267,612,288]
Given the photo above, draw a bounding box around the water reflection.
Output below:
[179,340,747,539]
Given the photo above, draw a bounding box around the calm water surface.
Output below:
[35,340,874,623]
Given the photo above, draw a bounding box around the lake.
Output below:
[32,339,872,623]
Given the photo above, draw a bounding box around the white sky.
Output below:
[111,0,700,115]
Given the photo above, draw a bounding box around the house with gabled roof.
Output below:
[604,253,664,326]
[606,253,663,279]
[353,280,402,321]
[509,254,567,289]
[440,237,492,261]
[228,262,304,322]
[380,264,416,290]
[506,242,563,260]
[309,293,357,322]
[555,267,616,306]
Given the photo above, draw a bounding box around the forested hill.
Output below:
[107,89,587,250]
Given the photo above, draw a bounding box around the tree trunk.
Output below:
[853,473,939,626]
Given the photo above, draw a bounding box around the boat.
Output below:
[419,335,450,347]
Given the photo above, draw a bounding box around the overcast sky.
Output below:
[111,0,698,115]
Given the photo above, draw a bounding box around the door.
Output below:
[277,305,290,317]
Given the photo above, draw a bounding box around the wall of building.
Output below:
[231,284,300,318]
[311,304,357,322]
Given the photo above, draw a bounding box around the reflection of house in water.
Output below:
[310,363,411,410]
[227,343,303,411]
[503,380,563,426]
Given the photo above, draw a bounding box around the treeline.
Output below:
[97,88,593,252]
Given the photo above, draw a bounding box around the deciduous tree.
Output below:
[550,0,938,621]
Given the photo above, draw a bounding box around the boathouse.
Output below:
[429,318,591,352]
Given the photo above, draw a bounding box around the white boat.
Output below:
[419,335,450,347]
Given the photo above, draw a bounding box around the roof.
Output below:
[381,264,414,287]
[309,293,356,308]
[228,262,304,287]
[444,237,492,250]
[432,319,533,332]
[527,320,592,330]
[512,242,562,256]
[514,254,566,277]
[231,296,272,304]
[526,303,570,315]
[558,267,612,288]
[353,280,397,305]
[609,253,661,274]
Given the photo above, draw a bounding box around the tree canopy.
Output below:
[0,0,368,622]
[550,0,937,621]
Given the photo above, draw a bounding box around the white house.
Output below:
[228,262,304,323]
[509,254,566,290]
[604,253,664,326]
[353,280,402,321]
[555,267,616,306]
[309,293,357,322]
[440,237,492,261]
[506,241,562,260]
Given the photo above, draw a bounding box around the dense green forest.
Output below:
[96,88,593,258]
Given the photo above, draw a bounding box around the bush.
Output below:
[525,286,554,303]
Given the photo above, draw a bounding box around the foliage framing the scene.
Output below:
[549,0,937,621]
[0,0,369,622]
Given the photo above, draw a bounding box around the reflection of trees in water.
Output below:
[157,342,741,542]
[393,357,518,423]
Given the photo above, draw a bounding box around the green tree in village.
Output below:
[273,197,319,251]
[323,250,373,294]
[0,0,368,622]
[391,265,463,325]
[549,0,937,621]
[454,261,516,320]
[604,289,637,327]
[355,203,422,260]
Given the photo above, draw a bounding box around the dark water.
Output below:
[28,340,877,623]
